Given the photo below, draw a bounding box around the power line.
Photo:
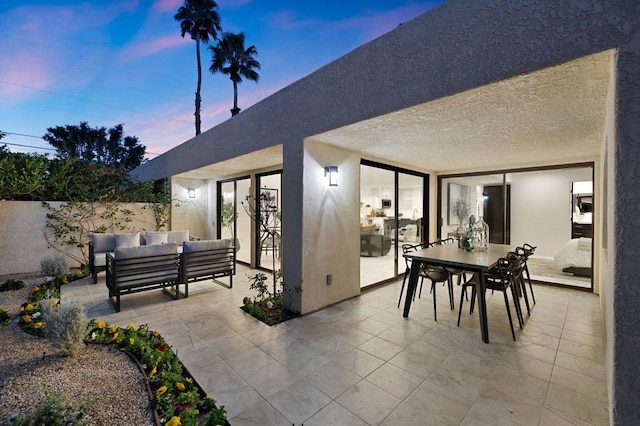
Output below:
[1,130,161,156]
[1,141,56,151]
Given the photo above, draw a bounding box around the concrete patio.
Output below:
[63,266,608,425]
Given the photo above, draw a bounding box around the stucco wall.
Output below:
[0,201,158,276]
[171,177,208,240]
[612,37,640,424]
[301,141,361,314]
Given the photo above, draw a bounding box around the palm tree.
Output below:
[174,0,222,136]
[209,32,261,116]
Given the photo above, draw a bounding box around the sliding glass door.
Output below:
[360,162,427,288]
[218,177,251,265]
[439,164,594,290]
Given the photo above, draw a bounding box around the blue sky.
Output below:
[0,0,444,159]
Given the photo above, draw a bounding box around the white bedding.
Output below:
[554,238,592,269]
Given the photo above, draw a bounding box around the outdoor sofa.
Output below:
[103,236,235,312]
[89,230,194,284]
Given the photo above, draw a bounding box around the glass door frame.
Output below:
[437,161,594,292]
[216,176,251,266]
[256,170,283,272]
[361,159,430,285]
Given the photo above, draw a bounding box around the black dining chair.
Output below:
[516,243,537,305]
[457,256,524,341]
[507,251,532,316]
[422,241,454,320]
[397,242,429,308]
[439,237,468,299]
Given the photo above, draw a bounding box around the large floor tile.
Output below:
[305,401,369,426]
[544,384,609,425]
[266,379,332,424]
[337,380,402,425]
[365,362,422,400]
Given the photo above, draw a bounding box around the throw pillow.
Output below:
[144,232,168,246]
[114,232,140,249]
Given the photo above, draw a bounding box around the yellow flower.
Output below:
[61,277,68,284]
[34,322,44,329]
[152,330,159,337]
[96,320,106,329]
[22,315,32,323]
[148,367,157,378]
[51,299,58,306]
[19,306,24,313]
[165,416,181,426]
[175,382,185,391]
[33,286,40,292]
[156,385,167,397]
[109,325,119,334]
[25,304,34,312]
[185,377,192,383]
[127,323,136,330]
[111,332,119,341]
[129,338,135,345]
[76,271,84,277]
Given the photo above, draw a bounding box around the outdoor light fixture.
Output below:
[188,188,196,198]
[325,166,339,186]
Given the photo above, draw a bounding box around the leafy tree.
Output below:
[43,122,145,170]
[0,147,48,200]
[175,0,222,135]
[210,31,260,116]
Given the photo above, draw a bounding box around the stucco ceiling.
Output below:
[177,50,612,180]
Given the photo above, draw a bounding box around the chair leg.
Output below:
[524,264,536,304]
[397,268,409,308]
[457,285,467,326]
[509,283,524,328]
[431,281,437,321]
[503,290,517,341]
[519,274,531,316]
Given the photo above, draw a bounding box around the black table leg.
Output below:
[476,269,490,343]
[403,260,421,317]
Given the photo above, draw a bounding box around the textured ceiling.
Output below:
[177,50,612,180]
[310,50,613,173]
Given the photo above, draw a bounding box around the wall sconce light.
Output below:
[325,166,339,186]
[188,188,196,198]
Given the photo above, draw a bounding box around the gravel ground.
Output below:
[0,275,155,425]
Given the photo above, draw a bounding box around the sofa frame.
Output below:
[105,251,183,312]
[179,243,236,290]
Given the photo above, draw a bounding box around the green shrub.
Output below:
[40,254,69,276]
[49,301,87,357]
[0,279,25,291]
[6,390,91,425]
[0,308,11,327]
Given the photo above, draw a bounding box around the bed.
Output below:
[554,237,592,277]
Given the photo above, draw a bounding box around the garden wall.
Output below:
[0,201,158,276]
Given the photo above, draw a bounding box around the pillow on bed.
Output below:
[115,232,140,249]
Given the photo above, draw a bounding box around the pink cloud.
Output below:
[152,0,183,13]
[0,53,52,98]
[119,35,190,61]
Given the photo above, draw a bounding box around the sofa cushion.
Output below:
[166,230,190,245]
[115,232,141,249]
[115,242,178,260]
[143,232,168,246]
[91,233,116,253]
[183,239,232,253]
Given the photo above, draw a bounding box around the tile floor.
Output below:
[63,266,609,425]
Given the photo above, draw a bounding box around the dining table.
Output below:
[402,243,515,343]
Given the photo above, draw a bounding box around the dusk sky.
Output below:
[0,0,444,159]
